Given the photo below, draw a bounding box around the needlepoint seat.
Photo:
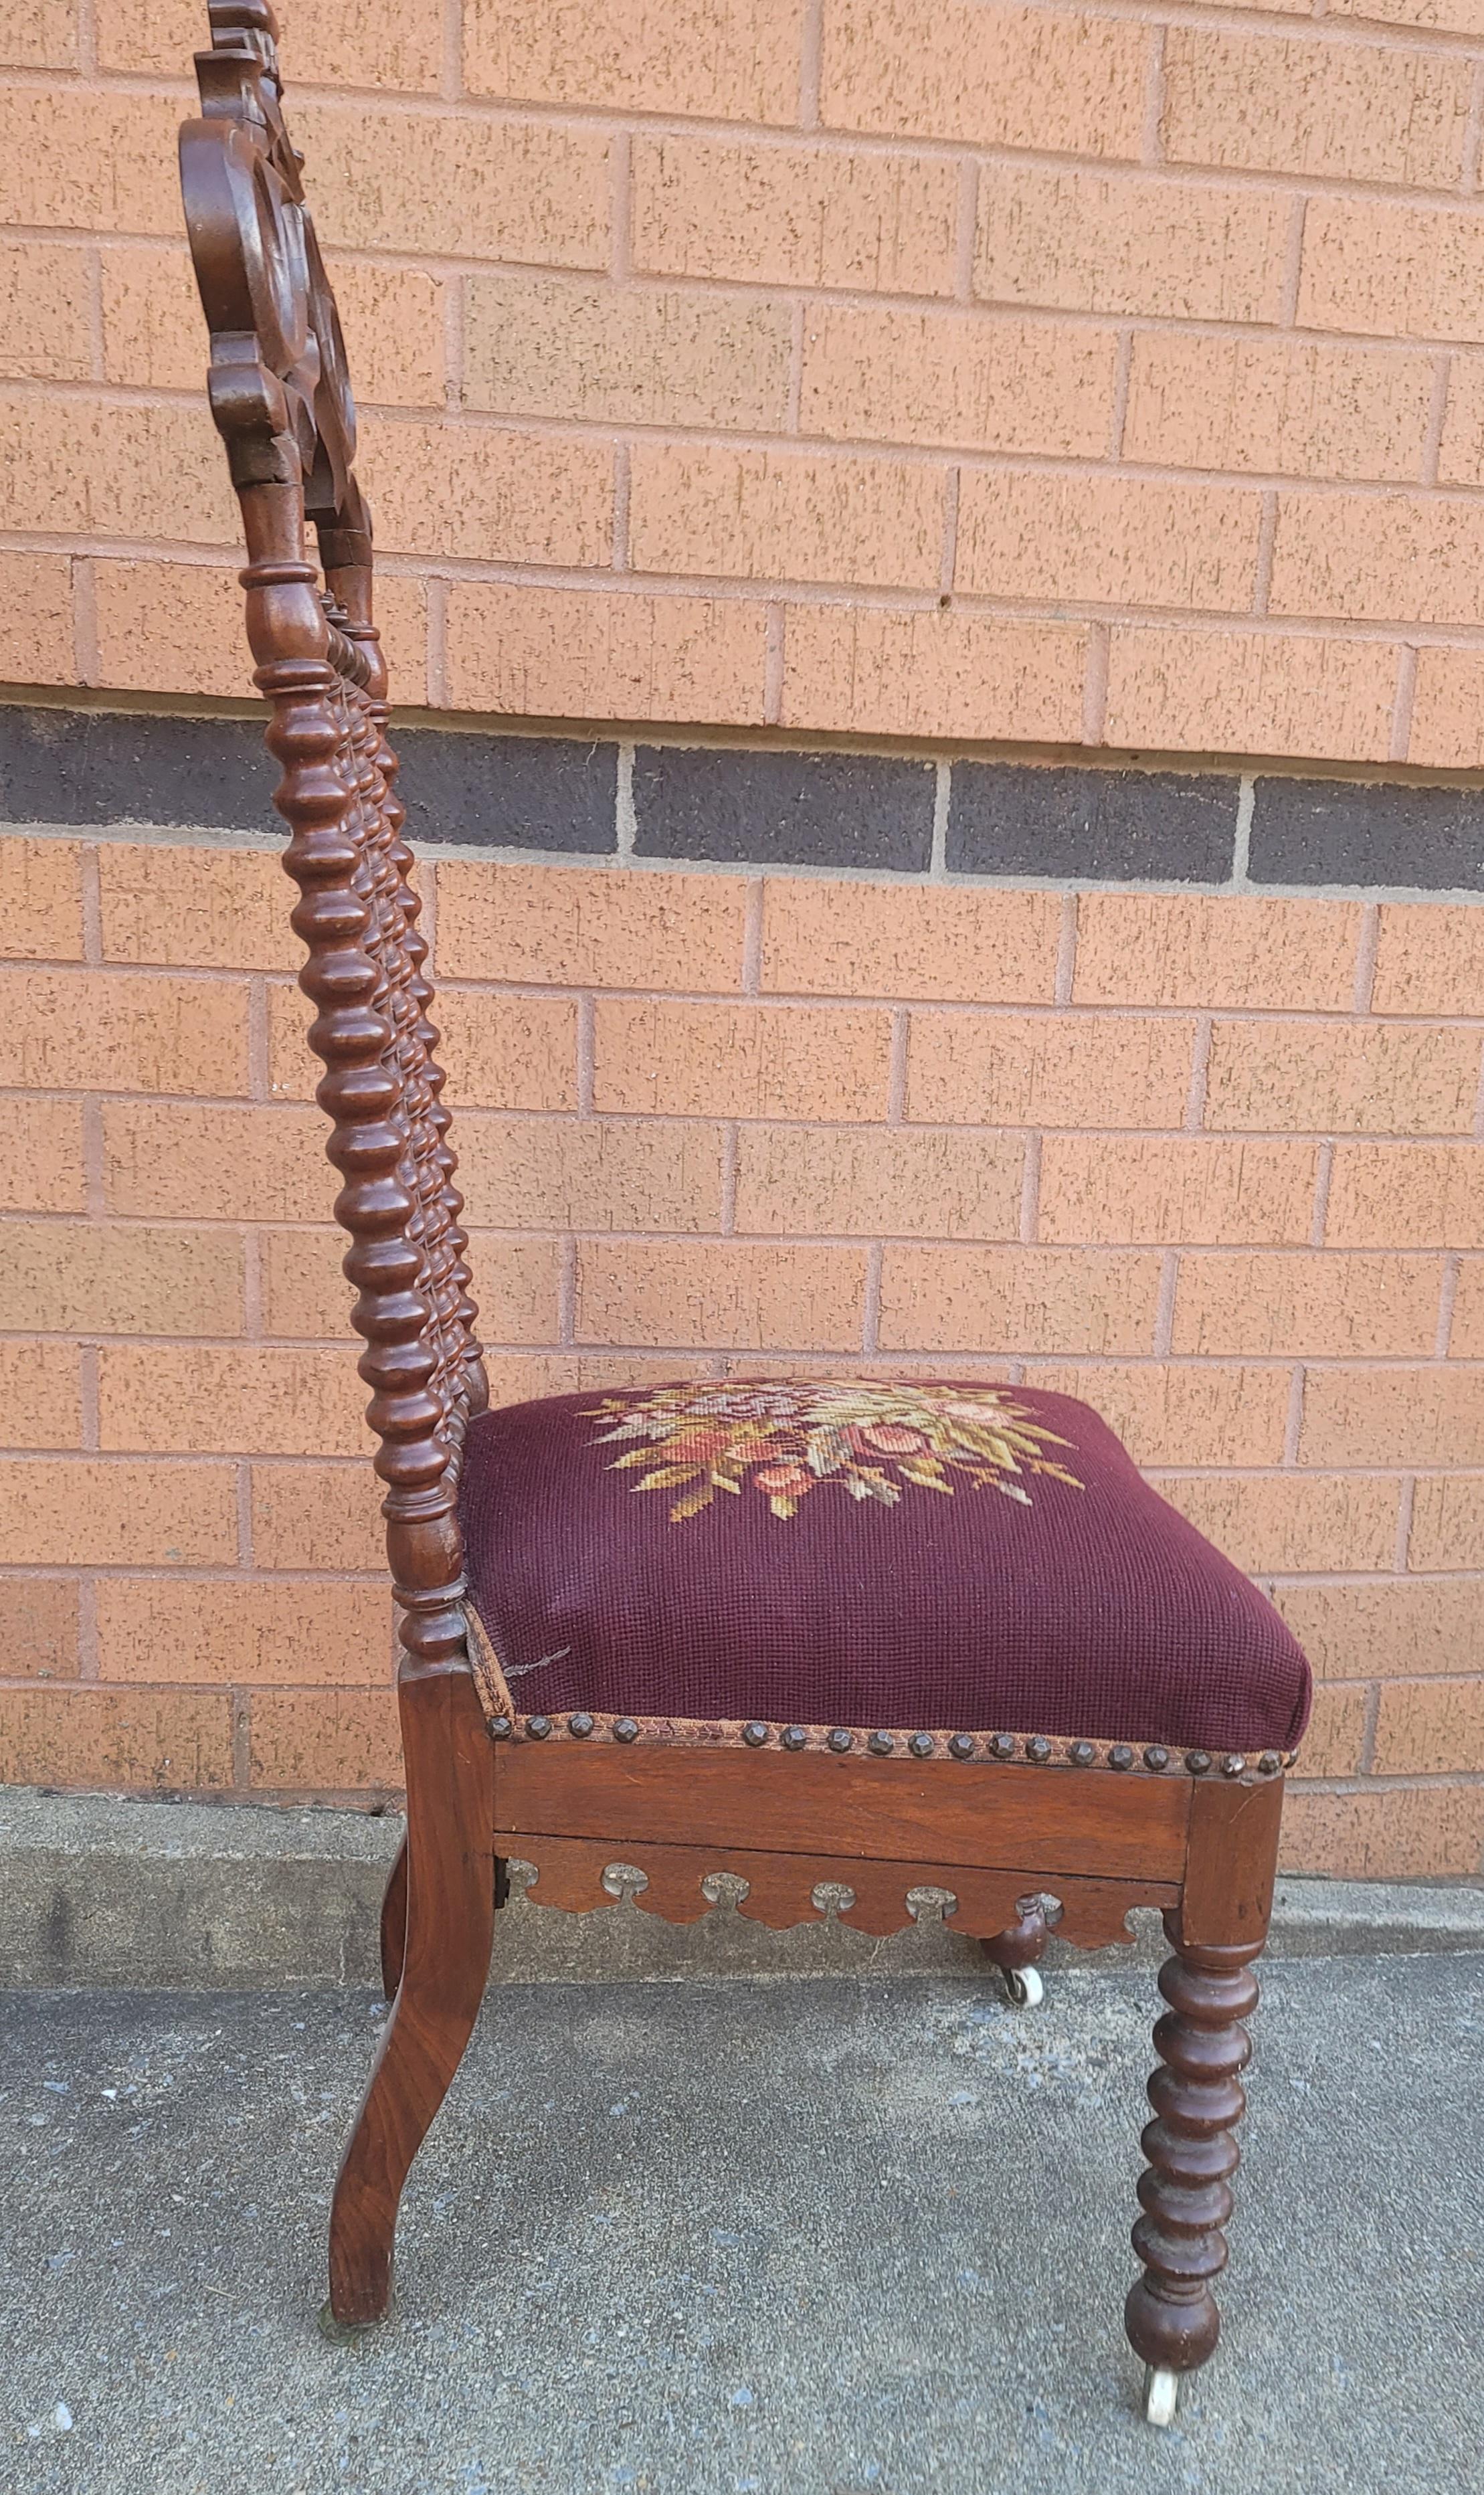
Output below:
[458,1378,1310,1762]
[179,0,1312,2431]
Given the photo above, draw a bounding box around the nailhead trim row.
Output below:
[482,1712,1294,1782]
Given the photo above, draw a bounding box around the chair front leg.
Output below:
[327,1666,495,2329]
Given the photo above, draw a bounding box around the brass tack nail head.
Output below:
[1143,1745,1170,1772]
[1222,1754,1247,1778]
[1108,1744,1134,1772]
[1069,1740,1095,1768]
[568,1712,594,1740]
[827,1727,853,1754]
[908,1732,935,1759]
[742,1721,769,1748]
[613,1717,639,1744]
[948,1734,976,1760]
[989,1734,1016,1761]
[868,1732,894,1756]
[1026,1736,1052,1764]
[1258,1750,1281,1776]
[488,1716,513,1741]
[525,1714,551,1740]
[781,1725,808,1752]
[1186,1749,1212,1776]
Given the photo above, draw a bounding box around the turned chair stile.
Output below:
[180,4,1310,2427]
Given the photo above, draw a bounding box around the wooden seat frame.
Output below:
[181,4,1291,2424]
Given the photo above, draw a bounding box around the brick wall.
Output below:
[9,0,1484,755]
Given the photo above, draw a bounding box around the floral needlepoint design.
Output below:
[587,1380,1083,1523]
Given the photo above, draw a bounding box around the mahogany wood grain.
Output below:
[379,1837,408,2003]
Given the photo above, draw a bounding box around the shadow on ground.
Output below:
[3,1952,1482,2494]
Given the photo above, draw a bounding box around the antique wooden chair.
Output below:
[179,5,1309,2427]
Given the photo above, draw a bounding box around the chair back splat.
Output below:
[180,0,487,1683]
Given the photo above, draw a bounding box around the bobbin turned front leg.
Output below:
[980,1893,1051,2008]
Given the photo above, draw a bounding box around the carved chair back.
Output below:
[181,0,486,1679]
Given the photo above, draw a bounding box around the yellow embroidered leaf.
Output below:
[634,1463,705,1492]
[669,1484,716,1520]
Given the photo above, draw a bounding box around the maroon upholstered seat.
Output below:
[458,1378,1311,1759]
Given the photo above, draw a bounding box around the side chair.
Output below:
[179,4,1311,2428]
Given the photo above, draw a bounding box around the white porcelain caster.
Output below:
[1142,2365,1179,2427]
[998,1962,1044,2009]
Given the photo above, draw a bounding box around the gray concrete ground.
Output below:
[5,1950,1483,2495]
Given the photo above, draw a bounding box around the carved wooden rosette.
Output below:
[179,1,486,1685]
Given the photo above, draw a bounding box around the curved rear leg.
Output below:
[379,1836,409,2002]
[327,1667,495,2329]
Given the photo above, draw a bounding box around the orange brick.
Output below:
[781,606,1088,744]
[1436,353,1484,496]
[272,981,573,1109]
[0,551,74,688]
[822,0,1145,154]
[1299,1681,1371,1778]
[0,1457,237,1567]
[1330,0,1484,31]
[576,1238,868,1349]
[458,1115,723,1232]
[0,88,183,236]
[96,244,444,408]
[1040,1139,1319,1246]
[250,1463,385,1573]
[878,1246,1163,1354]
[248,1687,402,1790]
[0,1342,82,1450]
[1204,1019,1478,1135]
[0,1578,79,1680]
[1123,335,1435,484]
[0,1687,234,1790]
[464,0,800,118]
[1281,1783,1484,1879]
[974,166,1289,324]
[0,839,84,961]
[1,1218,244,1337]
[0,240,90,379]
[331,262,446,409]
[463,274,792,431]
[104,1102,327,1222]
[1298,197,1484,343]
[735,1125,1024,1238]
[1103,628,1397,764]
[98,244,198,391]
[1372,903,1484,1015]
[354,418,610,567]
[1325,1145,1484,1249]
[764,880,1061,1004]
[1174,1251,1440,1356]
[1408,648,1484,769]
[632,134,959,294]
[593,998,893,1122]
[296,102,608,267]
[97,0,443,86]
[1275,1578,1482,1677]
[99,842,295,971]
[1374,1675,1484,1773]
[1026,1362,1291,1466]
[1154,1473,1400,1572]
[630,445,947,592]
[482,1350,703,1404]
[98,1342,366,1457]
[97,1579,395,1687]
[1272,492,1484,628]
[0,1099,85,1214]
[436,861,748,991]
[3,0,78,66]
[905,1012,1195,1129]
[92,560,430,706]
[1301,1366,1484,1465]
[800,305,1117,454]
[257,1230,561,1350]
[0,969,249,1097]
[1162,27,1471,189]
[955,471,1261,612]
[444,583,770,726]
[0,391,235,545]
[1074,895,1361,1012]
[1451,1259,1484,1355]
[1410,1475,1484,1570]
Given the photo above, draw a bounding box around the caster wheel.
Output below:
[999,1962,1044,2009]
[1142,2365,1179,2428]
